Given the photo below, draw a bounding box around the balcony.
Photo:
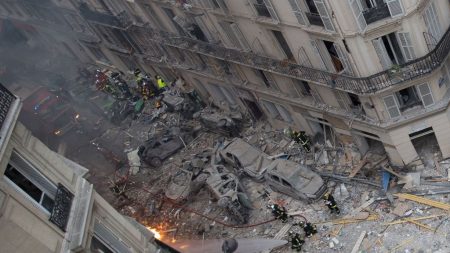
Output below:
[79,3,132,30]
[305,12,324,27]
[128,24,450,95]
[362,4,391,25]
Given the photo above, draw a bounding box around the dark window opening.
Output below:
[4,164,55,212]
[381,32,404,65]
[272,30,294,60]
[305,0,319,14]
[396,86,422,112]
[91,236,115,253]
[281,179,291,187]
[297,80,312,96]
[253,0,271,17]
[323,40,344,73]
[189,24,208,42]
[257,70,272,88]
[348,93,361,107]
[271,175,280,181]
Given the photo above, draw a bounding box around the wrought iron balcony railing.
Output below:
[79,3,132,30]
[0,83,16,131]
[129,24,450,95]
[362,4,391,25]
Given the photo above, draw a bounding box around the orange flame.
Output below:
[146,227,161,240]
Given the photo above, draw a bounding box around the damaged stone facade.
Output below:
[2,0,450,166]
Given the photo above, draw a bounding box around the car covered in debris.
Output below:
[205,165,252,224]
[265,159,326,201]
[194,109,240,137]
[138,128,196,167]
[219,138,272,181]
[165,161,209,202]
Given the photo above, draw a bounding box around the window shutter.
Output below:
[9,152,57,197]
[372,38,392,70]
[219,22,241,49]
[310,40,327,70]
[348,0,367,32]
[275,104,293,122]
[262,101,280,118]
[333,43,354,75]
[311,88,324,103]
[336,91,350,110]
[397,32,415,61]
[288,0,307,25]
[313,0,335,32]
[386,0,404,18]
[263,0,279,22]
[94,222,132,253]
[423,2,442,42]
[417,83,434,107]
[230,23,250,51]
[298,47,312,67]
[383,95,400,118]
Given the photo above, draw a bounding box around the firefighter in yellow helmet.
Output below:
[155,75,167,91]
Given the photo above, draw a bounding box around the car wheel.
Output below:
[149,157,162,167]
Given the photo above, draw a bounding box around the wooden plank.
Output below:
[384,214,443,225]
[350,231,366,253]
[408,220,434,231]
[394,193,450,210]
[348,158,368,178]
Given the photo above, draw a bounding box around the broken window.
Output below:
[271,30,295,60]
[349,0,403,31]
[304,0,334,31]
[5,152,57,213]
[395,86,422,112]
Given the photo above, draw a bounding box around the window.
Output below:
[256,70,277,89]
[92,221,132,253]
[162,8,186,36]
[207,0,229,11]
[372,32,415,69]
[271,30,295,60]
[4,152,57,213]
[349,0,404,32]
[261,100,293,122]
[271,175,280,181]
[288,0,307,25]
[250,0,279,21]
[295,80,313,96]
[383,83,434,118]
[219,22,249,51]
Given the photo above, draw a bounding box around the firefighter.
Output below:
[323,192,340,214]
[155,75,167,91]
[295,221,317,238]
[288,231,305,252]
[268,204,289,223]
[134,68,144,85]
[284,128,311,152]
[111,72,132,99]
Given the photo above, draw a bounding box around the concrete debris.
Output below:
[76,80,450,252]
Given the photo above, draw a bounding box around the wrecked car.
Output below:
[195,109,240,137]
[265,159,326,201]
[162,91,201,119]
[138,128,196,167]
[205,165,252,224]
[219,138,272,181]
[165,161,208,202]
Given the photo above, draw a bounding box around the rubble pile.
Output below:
[87,73,450,252]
